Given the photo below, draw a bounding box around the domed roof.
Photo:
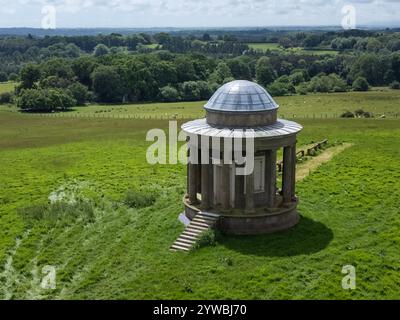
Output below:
[205,80,279,113]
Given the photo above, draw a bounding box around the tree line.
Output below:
[0,29,398,112]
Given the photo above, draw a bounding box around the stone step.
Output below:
[171,244,190,251]
[195,212,220,219]
[198,212,220,219]
[192,217,216,224]
[185,229,205,236]
[182,229,200,236]
[189,221,209,228]
[175,237,196,245]
[180,234,199,241]
[190,221,210,228]
[171,212,219,252]
[173,243,192,251]
[187,224,209,232]
[174,239,192,247]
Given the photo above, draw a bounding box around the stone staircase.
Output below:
[170,212,220,252]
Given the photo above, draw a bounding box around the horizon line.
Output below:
[0,24,398,30]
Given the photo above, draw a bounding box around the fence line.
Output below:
[277,139,328,173]
[280,113,398,119]
[26,112,197,120]
[24,112,399,120]
[306,139,328,156]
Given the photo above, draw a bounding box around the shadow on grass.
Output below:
[217,216,333,257]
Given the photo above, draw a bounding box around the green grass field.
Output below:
[3,90,397,119]
[247,43,282,51]
[1,92,400,299]
[247,43,338,55]
[143,43,160,49]
[0,82,15,94]
[294,48,339,55]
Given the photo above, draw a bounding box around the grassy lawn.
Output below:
[0,91,399,299]
[3,90,396,119]
[247,43,282,51]
[0,101,399,299]
[143,43,160,49]
[290,48,339,55]
[70,100,206,118]
[277,91,400,118]
[0,82,15,94]
[247,43,338,55]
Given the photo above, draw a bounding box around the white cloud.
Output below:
[0,0,398,27]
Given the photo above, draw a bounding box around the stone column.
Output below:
[282,145,294,204]
[221,164,231,210]
[245,172,255,213]
[201,164,210,210]
[235,171,245,209]
[209,164,214,207]
[188,163,198,204]
[291,144,297,201]
[266,149,277,208]
[186,163,189,199]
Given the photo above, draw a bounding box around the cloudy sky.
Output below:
[0,0,399,28]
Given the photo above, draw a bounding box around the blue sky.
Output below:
[0,0,399,28]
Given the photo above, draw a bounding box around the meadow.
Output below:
[2,89,399,120]
[0,82,15,94]
[0,91,400,299]
[247,43,339,55]
[247,42,282,51]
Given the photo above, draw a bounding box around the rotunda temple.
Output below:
[181,80,303,234]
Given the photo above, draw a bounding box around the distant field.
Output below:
[76,100,205,118]
[247,43,282,51]
[292,48,339,55]
[277,91,400,118]
[143,43,160,49]
[247,43,338,55]
[2,90,396,119]
[0,82,15,94]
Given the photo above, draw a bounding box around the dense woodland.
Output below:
[1,28,400,112]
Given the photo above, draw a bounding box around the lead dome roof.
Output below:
[204,80,279,113]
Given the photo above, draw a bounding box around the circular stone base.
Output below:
[218,208,299,235]
[184,201,300,235]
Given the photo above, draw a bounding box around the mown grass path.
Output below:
[297,143,354,181]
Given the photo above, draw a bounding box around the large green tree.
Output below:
[41,58,75,81]
[20,64,41,89]
[226,58,251,80]
[150,61,177,88]
[391,53,400,82]
[352,77,370,91]
[349,54,387,86]
[160,85,180,102]
[175,56,198,82]
[91,66,125,103]
[68,82,89,105]
[255,57,276,87]
[209,62,232,85]
[71,56,98,87]
[93,44,110,57]
[17,88,76,112]
[123,59,157,101]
